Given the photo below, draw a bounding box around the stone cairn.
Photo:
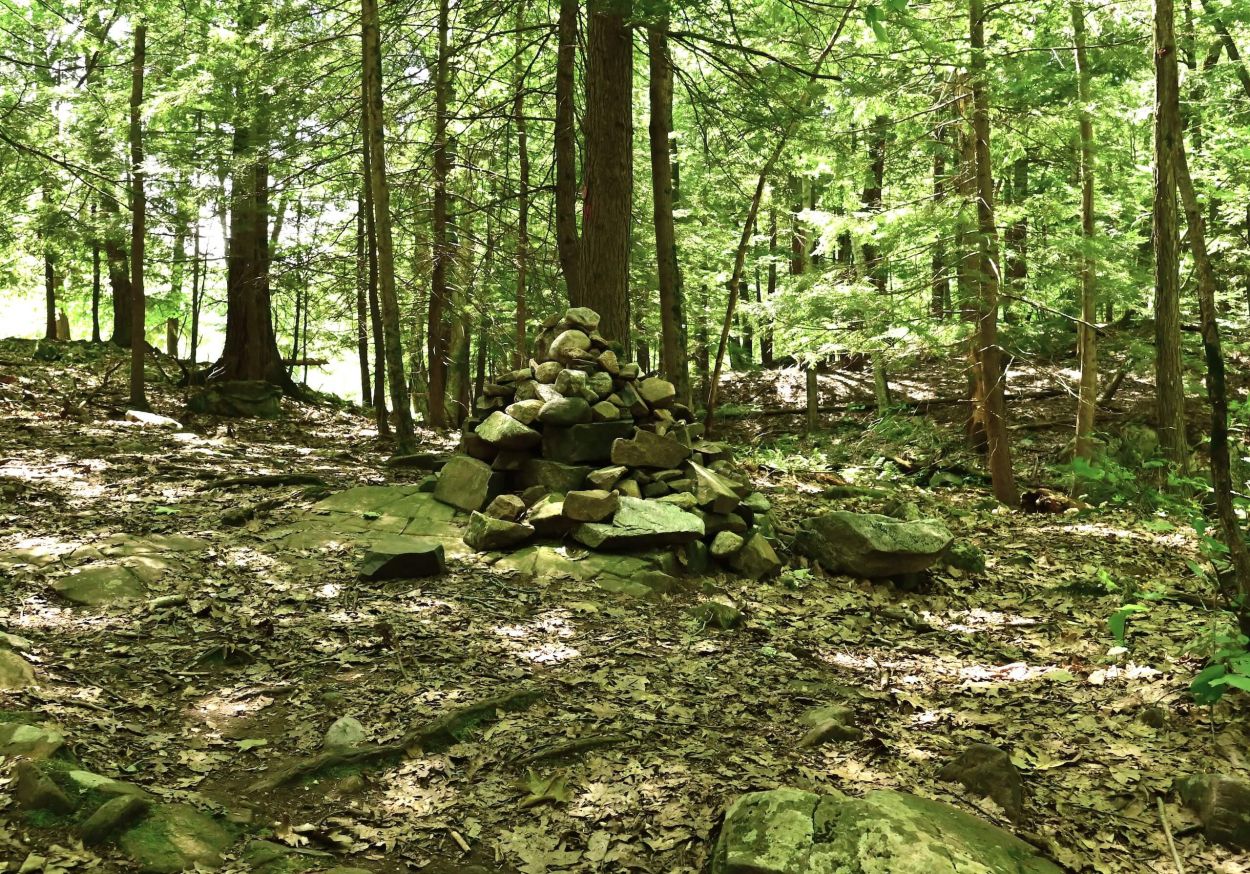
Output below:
[430,306,781,578]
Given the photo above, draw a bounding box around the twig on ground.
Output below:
[1157,796,1185,874]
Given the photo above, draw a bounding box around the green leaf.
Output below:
[1192,663,1228,705]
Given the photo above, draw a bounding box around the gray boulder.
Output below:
[433,455,494,512]
[118,803,234,873]
[687,462,741,514]
[563,306,601,332]
[611,428,691,469]
[638,377,676,407]
[712,788,1060,874]
[0,649,35,689]
[795,511,952,577]
[517,458,591,493]
[731,532,782,579]
[563,489,619,523]
[14,760,75,813]
[505,399,544,425]
[554,369,588,397]
[572,496,704,549]
[485,494,527,521]
[548,329,591,362]
[543,421,635,464]
[534,361,563,383]
[464,512,535,551]
[475,411,541,450]
[539,396,593,426]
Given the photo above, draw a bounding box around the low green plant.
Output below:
[1190,632,1250,705]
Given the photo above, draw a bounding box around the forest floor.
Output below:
[1,338,1248,873]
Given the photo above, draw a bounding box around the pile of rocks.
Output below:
[430,306,781,578]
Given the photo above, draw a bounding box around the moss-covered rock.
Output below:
[713,787,1060,873]
[119,803,234,873]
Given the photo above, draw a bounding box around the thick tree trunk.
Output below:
[363,0,415,450]
[190,217,202,364]
[1176,130,1250,632]
[648,22,688,401]
[970,0,1018,505]
[427,0,453,428]
[128,24,148,410]
[582,0,633,346]
[43,246,56,341]
[513,0,530,369]
[1072,0,1099,463]
[1154,0,1189,469]
[554,0,583,304]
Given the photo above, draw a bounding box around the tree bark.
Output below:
[648,21,688,402]
[91,202,101,343]
[1072,0,1099,463]
[427,0,453,428]
[931,123,950,320]
[361,115,388,433]
[363,0,415,450]
[355,196,372,405]
[128,24,148,410]
[513,0,530,368]
[1198,0,1250,101]
[861,114,891,410]
[789,175,808,276]
[554,0,583,304]
[1154,0,1189,469]
[43,245,56,341]
[970,0,1018,505]
[762,201,776,365]
[581,0,633,346]
[1175,128,1250,632]
[190,215,202,364]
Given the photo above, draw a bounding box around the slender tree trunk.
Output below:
[1154,0,1189,469]
[970,0,1018,505]
[1072,0,1099,463]
[128,24,148,410]
[445,141,471,427]
[1198,0,1250,101]
[1003,155,1028,318]
[91,202,102,343]
[789,175,808,276]
[648,21,687,399]
[43,245,56,341]
[190,216,202,365]
[513,0,530,368]
[554,0,582,304]
[363,0,415,450]
[762,201,776,365]
[355,196,372,405]
[1176,131,1250,632]
[362,121,388,433]
[931,124,950,320]
[427,0,452,428]
[861,114,891,410]
[582,0,633,346]
[704,14,849,429]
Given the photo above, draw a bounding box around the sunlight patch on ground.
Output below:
[5,602,125,634]
[942,608,1038,633]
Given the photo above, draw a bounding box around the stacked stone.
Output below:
[430,306,781,579]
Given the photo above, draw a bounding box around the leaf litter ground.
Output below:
[0,341,1247,873]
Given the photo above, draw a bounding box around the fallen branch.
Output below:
[246,688,539,793]
[197,473,327,491]
[512,733,629,766]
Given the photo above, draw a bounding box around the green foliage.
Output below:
[1190,633,1250,705]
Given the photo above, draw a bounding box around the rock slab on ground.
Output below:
[119,803,234,873]
[572,496,704,549]
[795,511,953,577]
[712,787,1060,874]
[358,536,446,580]
[938,742,1025,823]
[1179,773,1250,850]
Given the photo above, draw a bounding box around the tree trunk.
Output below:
[427,0,453,428]
[362,119,388,433]
[762,201,776,365]
[363,0,415,450]
[1003,155,1028,316]
[554,0,583,304]
[581,0,633,345]
[44,246,56,341]
[970,0,1018,505]
[190,218,202,365]
[1154,0,1189,469]
[861,114,891,410]
[789,175,808,276]
[1072,0,1099,463]
[1176,128,1250,632]
[128,24,148,410]
[931,124,950,320]
[513,0,530,368]
[355,196,372,405]
[1198,0,1250,101]
[91,202,102,343]
[648,21,688,401]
